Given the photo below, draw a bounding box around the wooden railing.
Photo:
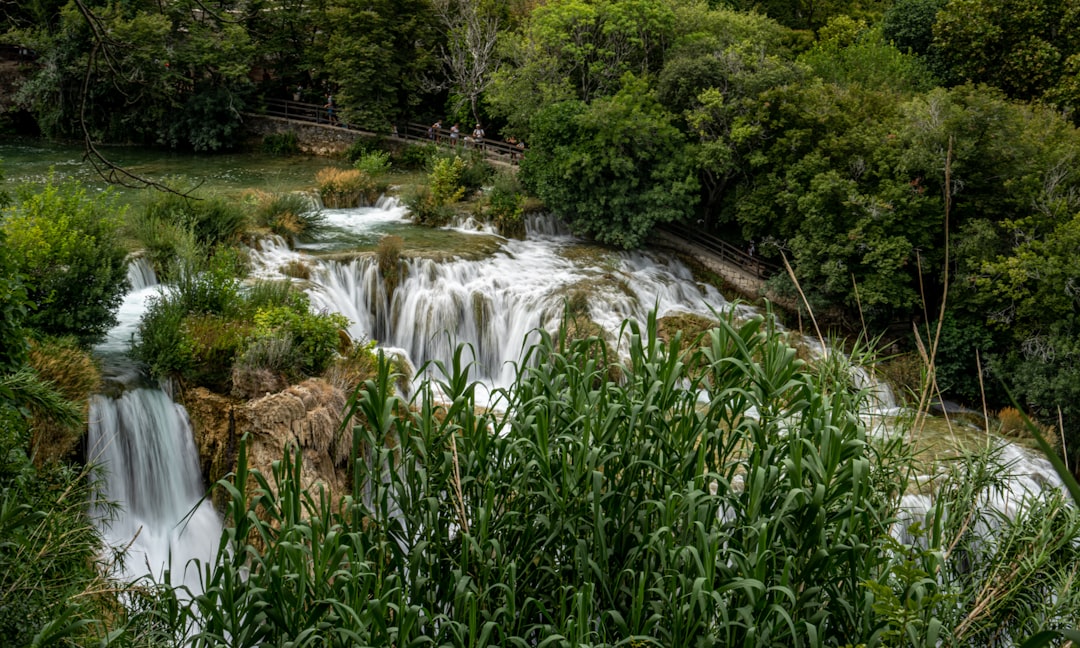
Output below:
[659,222,778,280]
[258,98,525,163]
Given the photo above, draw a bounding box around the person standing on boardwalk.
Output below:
[429,120,442,142]
[450,123,460,146]
[324,94,336,124]
[472,124,485,150]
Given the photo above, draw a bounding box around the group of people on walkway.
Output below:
[427,121,490,150]
[425,120,525,161]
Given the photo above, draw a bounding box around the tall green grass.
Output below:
[118,311,1080,646]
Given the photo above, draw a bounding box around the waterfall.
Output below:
[127,256,158,291]
[245,206,1067,544]
[89,390,221,590]
[91,260,221,591]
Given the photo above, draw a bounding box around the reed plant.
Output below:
[171,311,912,646]
[108,309,1080,646]
[316,167,385,208]
[252,192,325,240]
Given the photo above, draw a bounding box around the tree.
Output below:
[488,0,676,135]
[322,0,442,128]
[521,75,698,248]
[1,176,128,346]
[427,0,503,124]
[9,0,254,151]
[932,0,1080,114]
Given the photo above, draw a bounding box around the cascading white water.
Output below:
[89,390,221,590]
[248,203,1068,544]
[127,255,158,291]
[91,260,221,591]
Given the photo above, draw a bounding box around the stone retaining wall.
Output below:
[244,114,392,156]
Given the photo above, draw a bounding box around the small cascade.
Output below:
[89,389,221,591]
[91,258,221,592]
[375,194,402,210]
[524,212,573,238]
[127,256,158,291]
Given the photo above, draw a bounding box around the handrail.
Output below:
[659,222,778,280]
[257,97,525,162]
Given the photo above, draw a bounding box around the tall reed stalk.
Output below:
[122,311,1080,647]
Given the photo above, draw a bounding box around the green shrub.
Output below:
[430,149,492,194]
[126,211,200,280]
[0,417,105,647]
[487,171,526,238]
[182,314,253,392]
[402,184,454,227]
[343,136,389,163]
[132,293,195,379]
[143,193,248,249]
[167,249,246,317]
[354,150,391,178]
[249,300,349,377]
[429,156,466,205]
[0,229,28,374]
[262,131,300,156]
[1,176,128,346]
[242,280,298,313]
[252,192,325,240]
[394,143,435,169]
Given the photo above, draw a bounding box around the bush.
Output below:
[1,176,129,345]
[343,137,389,163]
[429,156,467,205]
[394,143,436,169]
[132,293,195,380]
[242,280,297,313]
[402,184,454,227]
[316,167,383,208]
[375,235,404,291]
[487,171,526,238]
[125,211,200,281]
[0,414,105,647]
[142,193,249,249]
[168,249,246,317]
[0,230,28,374]
[182,314,254,393]
[354,150,392,178]
[26,337,100,463]
[430,149,492,194]
[252,192,325,240]
[249,297,350,377]
[262,131,300,156]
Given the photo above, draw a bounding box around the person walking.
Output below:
[324,94,336,124]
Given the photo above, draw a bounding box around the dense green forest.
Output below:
[5,0,1080,645]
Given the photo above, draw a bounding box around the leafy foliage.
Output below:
[262,131,301,156]
[521,75,698,248]
[1,176,128,346]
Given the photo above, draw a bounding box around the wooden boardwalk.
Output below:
[257,98,525,165]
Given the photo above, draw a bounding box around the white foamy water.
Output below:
[89,389,221,591]
[90,260,221,592]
